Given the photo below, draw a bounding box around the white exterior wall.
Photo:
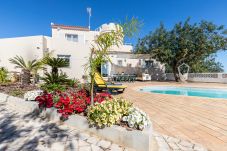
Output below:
[0,23,134,80]
[49,37,91,79]
[49,25,132,79]
[102,54,155,76]
[102,57,141,76]
[110,56,140,67]
[0,36,47,72]
[51,28,99,45]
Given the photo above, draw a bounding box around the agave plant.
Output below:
[9,56,43,85]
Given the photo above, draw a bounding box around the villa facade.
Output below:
[0,23,165,81]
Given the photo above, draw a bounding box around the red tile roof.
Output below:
[51,24,89,31]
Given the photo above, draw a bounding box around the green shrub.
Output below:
[66,78,81,88]
[0,67,8,83]
[41,83,66,92]
[87,98,133,128]
[41,72,69,84]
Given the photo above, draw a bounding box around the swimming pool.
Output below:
[140,86,227,99]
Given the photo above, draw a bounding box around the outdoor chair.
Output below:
[128,75,134,82]
[94,72,127,93]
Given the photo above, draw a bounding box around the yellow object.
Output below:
[94,72,127,90]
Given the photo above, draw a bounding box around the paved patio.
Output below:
[119,81,227,151]
[0,102,131,151]
[0,89,208,151]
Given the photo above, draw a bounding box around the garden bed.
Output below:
[41,107,154,151]
[0,83,38,98]
[0,91,156,151]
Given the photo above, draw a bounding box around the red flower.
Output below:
[37,88,112,119]
[35,92,54,108]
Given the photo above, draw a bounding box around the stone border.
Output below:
[0,92,155,151]
[41,108,154,151]
[0,93,39,113]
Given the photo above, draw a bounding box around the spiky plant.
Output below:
[41,72,69,84]
[43,57,69,75]
[9,56,43,85]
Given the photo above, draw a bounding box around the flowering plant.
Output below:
[88,92,112,104]
[24,90,43,101]
[87,98,132,127]
[54,90,112,118]
[122,107,151,130]
[54,89,89,118]
[35,92,54,108]
[35,88,112,119]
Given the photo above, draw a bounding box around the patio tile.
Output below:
[118,81,227,151]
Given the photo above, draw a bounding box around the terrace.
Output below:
[118,81,227,151]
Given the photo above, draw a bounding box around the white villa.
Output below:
[0,23,165,81]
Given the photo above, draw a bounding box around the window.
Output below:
[117,60,123,66]
[65,34,78,42]
[57,55,71,67]
[145,60,154,68]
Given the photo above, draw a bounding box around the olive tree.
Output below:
[136,18,227,81]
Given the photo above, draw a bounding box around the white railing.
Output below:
[165,73,227,83]
[124,43,132,46]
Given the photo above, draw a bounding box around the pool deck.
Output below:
[118,81,227,151]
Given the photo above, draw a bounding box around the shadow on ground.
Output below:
[0,103,75,151]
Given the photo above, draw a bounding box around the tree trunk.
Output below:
[90,77,94,106]
[21,69,31,85]
[172,66,180,82]
[52,67,58,75]
[32,73,36,86]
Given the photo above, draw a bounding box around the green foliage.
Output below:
[9,55,43,73]
[87,98,133,128]
[135,18,227,81]
[85,25,125,105]
[120,16,143,38]
[41,72,69,84]
[85,17,141,105]
[9,55,43,84]
[0,67,8,83]
[41,56,70,86]
[43,57,69,75]
[189,56,224,73]
[67,78,81,88]
[41,83,66,92]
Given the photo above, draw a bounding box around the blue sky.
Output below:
[0,0,226,71]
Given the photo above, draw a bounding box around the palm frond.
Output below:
[9,55,27,69]
[9,55,44,73]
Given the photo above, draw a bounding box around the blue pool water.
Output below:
[140,86,227,99]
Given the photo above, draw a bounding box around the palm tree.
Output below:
[9,56,42,85]
[44,57,69,75]
[40,56,69,85]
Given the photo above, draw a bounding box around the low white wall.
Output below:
[165,73,227,83]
